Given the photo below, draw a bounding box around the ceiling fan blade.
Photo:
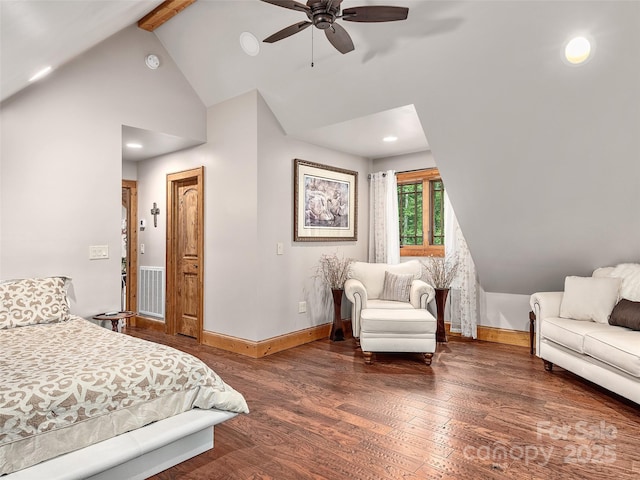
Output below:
[264,21,312,43]
[260,0,310,13]
[325,23,354,54]
[341,6,409,22]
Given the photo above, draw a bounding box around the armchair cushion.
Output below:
[380,272,413,302]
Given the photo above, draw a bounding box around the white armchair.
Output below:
[344,260,435,342]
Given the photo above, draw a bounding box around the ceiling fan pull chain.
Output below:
[311,27,314,67]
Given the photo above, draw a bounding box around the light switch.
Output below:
[276,242,284,255]
[140,243,145,254]
[89,245,109,260]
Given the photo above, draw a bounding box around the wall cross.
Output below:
[150,202,160,227]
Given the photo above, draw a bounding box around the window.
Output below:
[397,168,445,257]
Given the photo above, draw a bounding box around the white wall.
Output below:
[481,291,531,332]
[0,25,206,317]
[122,161,138,181]
[134,90,370,341]
[256,93,369,341]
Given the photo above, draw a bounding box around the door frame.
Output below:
[122,180,138,318]
[165,166,204,342]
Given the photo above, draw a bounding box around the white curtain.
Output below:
[445,192,479,338]
[368,171,400,264]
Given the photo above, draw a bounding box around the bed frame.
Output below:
[5,409,236,480]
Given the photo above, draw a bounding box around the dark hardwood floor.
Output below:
[124,327,640,480]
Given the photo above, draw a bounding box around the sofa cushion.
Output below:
[609,263,640,301]
[380,272,413,302]
[583,328,640,378]
[559,276,621,324]
[541,317,614,354]
[609,299,640,331]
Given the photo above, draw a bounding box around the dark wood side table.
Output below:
[529,311,536,355]
[93,311,136,332]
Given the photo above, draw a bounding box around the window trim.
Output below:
[397,168,445,258]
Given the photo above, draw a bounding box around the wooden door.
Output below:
[166,167,204,341]
[122,180,138,318]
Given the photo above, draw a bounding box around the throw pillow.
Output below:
[609,263,640,302]
[0,276,71,329]
[559,276,622,324]
[609,299,640,331]
[380,271,413,302]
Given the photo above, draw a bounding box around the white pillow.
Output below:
[559,276,622,324]
[609,263,640,302]
[380,271,413,302]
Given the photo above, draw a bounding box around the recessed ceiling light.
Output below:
[383,136,398,143]
[28,66,52,82]
[565,36,591,65]
[126,143,143,149]
[240,32,260,56]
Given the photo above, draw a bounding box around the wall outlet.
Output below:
[298,301,307,313]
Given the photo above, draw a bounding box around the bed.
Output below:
[0,276,249,478]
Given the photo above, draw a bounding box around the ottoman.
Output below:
[359,308,437,365]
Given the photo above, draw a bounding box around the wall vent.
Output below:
[139,266,165,319]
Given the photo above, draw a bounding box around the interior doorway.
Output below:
[122,180,138,316]
[166,167,204,341]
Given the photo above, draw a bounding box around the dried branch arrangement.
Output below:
[314,252,354,290]
[421,255,460,289]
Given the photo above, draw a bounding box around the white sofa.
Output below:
[530,264,640,405]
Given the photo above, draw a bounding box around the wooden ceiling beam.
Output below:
[138,0,197,32]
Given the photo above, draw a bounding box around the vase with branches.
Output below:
[420,255,460,289]
[421,255,460,343]
[315,252,353,290]
[314,252,353,341]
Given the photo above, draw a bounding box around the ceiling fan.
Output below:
[260,0,409,54]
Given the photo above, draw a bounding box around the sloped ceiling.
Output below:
[0,0,163,101]
[2,0,639,293]
[154,0,640,293]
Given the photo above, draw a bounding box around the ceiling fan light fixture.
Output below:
[313,13,335,29]
[240,32,260,56]
[260,0,409,55]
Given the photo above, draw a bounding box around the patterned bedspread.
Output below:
[0,317,249,475]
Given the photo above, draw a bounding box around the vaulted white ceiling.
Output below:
[1,0,432,160]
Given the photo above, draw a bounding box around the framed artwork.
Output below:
[293,159,358,242]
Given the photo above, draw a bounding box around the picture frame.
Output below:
[293,159,358,242]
